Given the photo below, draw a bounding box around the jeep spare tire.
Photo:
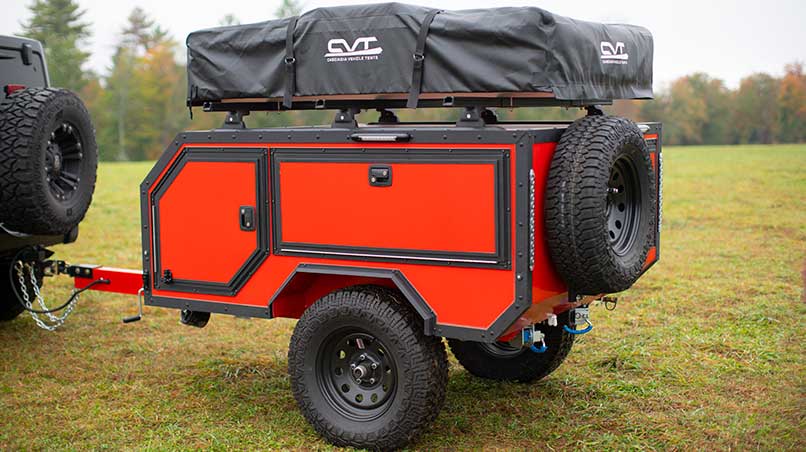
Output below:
[544,115,656,294]
[0,88,97,235]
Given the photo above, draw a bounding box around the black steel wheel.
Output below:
[606,155,642,256]
[288,286,448,450]
[0,88,97,235]
[317,330,397,420]
[544,115,656,294]
[449,311,575,382]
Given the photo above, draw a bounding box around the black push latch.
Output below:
[240,206,256,231]
[162,269,173,284]
[369,165,392,187]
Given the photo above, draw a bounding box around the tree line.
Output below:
[17,0,806,161]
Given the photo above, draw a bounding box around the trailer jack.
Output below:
[122,289,144,323]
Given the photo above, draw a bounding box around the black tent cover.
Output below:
[186,3,653,108]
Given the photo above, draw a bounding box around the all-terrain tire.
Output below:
[448,311,575,382]
[288,285,448,450]
[544,115,656,294]
[0,88,97,235]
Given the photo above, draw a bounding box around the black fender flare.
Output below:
[268,263,437,335]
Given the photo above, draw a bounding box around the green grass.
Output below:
[1,144,804,450]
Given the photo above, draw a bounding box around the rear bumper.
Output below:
[0,226,78,259]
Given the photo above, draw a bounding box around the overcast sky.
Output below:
[2,0,804,89]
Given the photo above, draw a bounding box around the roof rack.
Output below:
[198,92,612,113]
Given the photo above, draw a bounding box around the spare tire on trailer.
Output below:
[544,115,656,295]
[0,88,97,235]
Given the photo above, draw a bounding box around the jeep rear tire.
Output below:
[544,115,656,294]
[0,88,97,235]
[288,286,448,450]
[448,311,575,382]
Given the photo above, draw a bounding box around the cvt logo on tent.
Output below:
[600,41,628,65]
[325,37,383,62]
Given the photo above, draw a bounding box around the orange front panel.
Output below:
[278,161,496,253]
[156,160,260,286]
[149,142,518,330]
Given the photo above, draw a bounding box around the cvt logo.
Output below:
[600,41,628,64]
[325,36,383,59]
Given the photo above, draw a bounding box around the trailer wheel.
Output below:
[448,312,574,382]
[288,286,448,449]
[545,115,656,294]
[0,88,97,235]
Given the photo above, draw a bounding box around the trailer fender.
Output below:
[268,264,437,335]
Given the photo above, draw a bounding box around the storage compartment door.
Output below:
[151,148,269,295]
[272,148,510,267]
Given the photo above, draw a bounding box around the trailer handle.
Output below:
[350,132,411,142]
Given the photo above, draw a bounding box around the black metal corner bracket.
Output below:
[332,108,359,128]
[222,110,249,129]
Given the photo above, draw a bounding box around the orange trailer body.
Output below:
[138,122,661,341]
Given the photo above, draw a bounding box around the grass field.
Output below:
[1,144,804,450]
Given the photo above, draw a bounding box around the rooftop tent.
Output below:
[186,2,653,109]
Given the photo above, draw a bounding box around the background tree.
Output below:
[685,74,732,144]
[20,0,91,91]
[655,77,708,145]
[98,8,188,160]
[219,14,240,26]
[21,1,805,161]
[733,73,780,144]
[276,0,303,18]
[777,63,806,143]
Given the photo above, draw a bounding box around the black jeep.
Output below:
[0,35,97,320]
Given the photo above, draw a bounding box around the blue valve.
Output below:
[523,326,548,353]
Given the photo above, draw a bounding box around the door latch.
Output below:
[239,206,255,231]
[369,165,392,187]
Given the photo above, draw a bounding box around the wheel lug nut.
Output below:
[359,354,366,361]
[369,378,375,384]
[356,378,361,383]
[350,363,356,369]
[371,363,377,369]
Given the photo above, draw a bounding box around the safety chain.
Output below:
[14,261,78,331]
